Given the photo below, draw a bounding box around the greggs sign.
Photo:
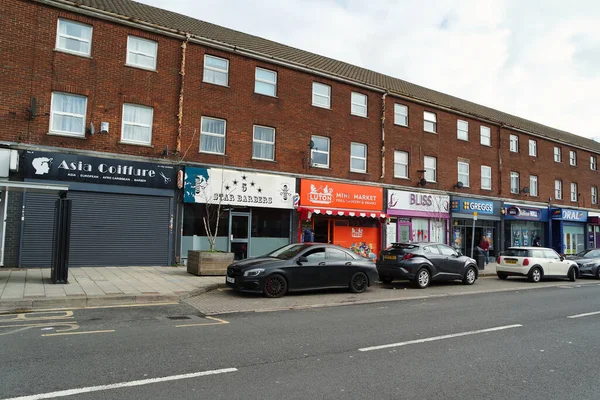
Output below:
[300,179,383,211]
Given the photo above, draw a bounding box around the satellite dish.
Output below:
[88,123,95,135]
[456,181,464,189]
[309,140,315,149]
[418,178,427,187]
[27,97,38,120]
[521,186,530,194]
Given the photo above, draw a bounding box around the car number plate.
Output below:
[384,255,397,260]
[226,277,235,283]
[505,259,517,264]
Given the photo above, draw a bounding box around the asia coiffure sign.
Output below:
[23,151,176,189]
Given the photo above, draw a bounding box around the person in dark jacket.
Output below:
[303,228,314,243]
[533,236,541,247]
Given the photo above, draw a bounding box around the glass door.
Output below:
[398,221,411,242]
[230,212,250,260]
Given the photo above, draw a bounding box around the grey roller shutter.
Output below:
[21,192,171,267]
[20,193,56,267]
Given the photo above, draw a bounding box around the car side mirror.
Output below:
[560,256,565,261]
[297,256,308,265]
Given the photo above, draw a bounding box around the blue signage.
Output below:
[551,208,588,222]
[504,204,548,221]
[451,198,494,214]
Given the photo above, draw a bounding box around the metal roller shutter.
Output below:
[21,191,171,267]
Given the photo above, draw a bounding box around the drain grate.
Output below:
[166,316,191,320]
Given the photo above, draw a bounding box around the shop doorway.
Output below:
[230,212,250,260]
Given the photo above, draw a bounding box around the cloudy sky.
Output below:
[138,0,600,140]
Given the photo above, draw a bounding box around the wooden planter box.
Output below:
[187,250,235,276]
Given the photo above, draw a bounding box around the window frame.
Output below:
[480,126,491,146]
[394,150,409,179]
[350,92,367,117]
[530,175,538,197]
[510,134,519,153]
[457,120,469,141]
[529,139,537,157]
[424,156,437,183]
[120,103,154,145]
[200,116,227,155]
[481,165,492,190]
[310,135,330,168]
[458,161,470,187]
[350,142,367,173]
[203,55,229,86]
[591,156,597,171]
[424,111,437,133]
[55,18,93,57]
[554,147,562,162]
[510,172,520,194]
[125,35,158,71]
[394,104,408,126]
[312,82,331,109]
[254,67,277,97]
[555,180,563,200]
[593,186,598,205]
[570,150,577,166]
[49,92,88,137]
[252,125,276,161]
[571,183,578,202]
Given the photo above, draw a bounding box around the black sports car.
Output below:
[377,242,478,288]
[567,249,600,279]
[225,243,379,298]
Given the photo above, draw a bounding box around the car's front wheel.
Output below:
[568,267,577,282]
[528,267,542,283]
[349,272,369,293]
[263,274,287,298]
[414,268,431,289]
[463,266,477,285]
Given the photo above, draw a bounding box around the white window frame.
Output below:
[510,134,519,152]
[530,175,538,197]
[481,165,492,190]
[394,104,408,126]
[125,36,158,71]
[593,187,598,205]
[510,172,520,194]
[252,125,275,161]
[200,116,226,155]
[591,156,597,171]
[350,142,367,173]
[121,103,153,145]
[480,126,491,146]
[555,180,563,200]
[254,67,277,97]
[49,92,87,137]
[458,161,470,187]
[554,147,562,162]
[55,18,93,57]
[570,150,577,166]
[203,55,229,86]
[424,156,437,183]
[350,92,367,117]
[424,111,437,133]
[312,82,331,109]
[457,120,469,141]
[311,135,330,168]
[571,183,578,202]
[529,139,537,157]
[394,151,409,179]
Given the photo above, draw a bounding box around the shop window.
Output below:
[251,208,290,238]
[183,203,229,236]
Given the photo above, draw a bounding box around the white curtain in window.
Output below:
[412,218,429,242]
[58,20,91,54]
[52,93,86,134]
[122,105,152,143]
[201,118,225,153]
[253,126,275,160]
[128,37,157,69]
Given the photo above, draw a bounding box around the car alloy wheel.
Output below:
[463,266,476,285]
[264,274,287,298]
[569,267,577,282]
[350,272,368,293]
[529,267,542,283]
[415,268,430,289]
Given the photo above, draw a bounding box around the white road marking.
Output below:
[3,368,237,400]
[175,316,230,328]
[567,311,600,319]
[359,324,523,352]
[42,330,115,337]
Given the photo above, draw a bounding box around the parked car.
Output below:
[225,243,379,298]
[496,247,578,282]
[376,242,478,289]
[567,249,600,279]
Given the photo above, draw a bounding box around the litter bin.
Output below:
[476,254,485,271]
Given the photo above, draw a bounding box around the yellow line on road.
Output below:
[175,316,230,328]
[42,330,115,337]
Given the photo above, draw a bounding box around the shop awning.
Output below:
[299,207,386,219]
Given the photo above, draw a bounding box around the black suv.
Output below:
[377,242,478,288]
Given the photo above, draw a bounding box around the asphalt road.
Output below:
[2,283,600,399]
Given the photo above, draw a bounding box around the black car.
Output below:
[377,242,478,288]
[225,243,379,298]
[567,249,600,279]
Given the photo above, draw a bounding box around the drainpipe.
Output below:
[497,124,504,195]
[380,92,388,179]
[176,33,191,154]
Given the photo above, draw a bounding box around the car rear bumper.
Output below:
[376,265,415,281]
[496,264,529,276]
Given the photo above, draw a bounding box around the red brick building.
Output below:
[1,0,599,267]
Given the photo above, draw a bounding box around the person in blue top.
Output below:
[303,228,314,243]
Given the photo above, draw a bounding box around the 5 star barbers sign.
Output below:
[23,151,177,189]
[183,167,296,209]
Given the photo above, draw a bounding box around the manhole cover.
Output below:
[166,316,191,320]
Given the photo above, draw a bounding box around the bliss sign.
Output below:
[388,190,450,214]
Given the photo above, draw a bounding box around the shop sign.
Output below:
[183,167,296,209]
[299,179,383,211]
[451,198,494,215]
[23,151,176,189]
[551,208,588,222]
[387,190,450,215]
[504,204,548,221]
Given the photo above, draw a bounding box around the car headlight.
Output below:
[244,268,265,277]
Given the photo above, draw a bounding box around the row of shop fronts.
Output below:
[2,149,600,268]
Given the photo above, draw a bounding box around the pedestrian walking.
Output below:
[478,235,490,265]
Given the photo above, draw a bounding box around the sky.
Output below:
[138,0,600,140]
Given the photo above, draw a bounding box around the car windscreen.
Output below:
[576,249,600,258]
[504,249,529,257]
[266,244,310,260]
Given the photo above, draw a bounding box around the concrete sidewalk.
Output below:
[0,266,225,313]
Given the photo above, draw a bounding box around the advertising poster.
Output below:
[333,225,379,261]
[522,229,529,246]
[485,230,494,250]
[513,229,521,246]
[452,227,463,251]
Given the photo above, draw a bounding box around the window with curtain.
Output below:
[424,111,437,133]
[126,36,158,70]
[255,68,277,96]
[200,117,226,154]
[121,104,153,145]
[424,156,436,182]
[458,162,469,186]
[50,92,87,136]
[394,151,409,178]
[203,55,229,86]
[481,166,491,190]
[350,143,367,172]
[530,175,538,196]
[510,172,520,194]
[252,125,275,160]
[56,18,92,56]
